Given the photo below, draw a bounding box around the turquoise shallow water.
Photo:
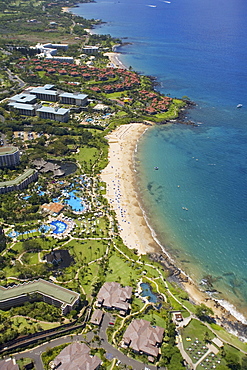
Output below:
[72,0,247,322]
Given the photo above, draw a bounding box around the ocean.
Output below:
[71,0,247,323]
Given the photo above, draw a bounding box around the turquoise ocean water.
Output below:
[72,0,247,323]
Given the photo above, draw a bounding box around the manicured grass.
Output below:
[79,261,100,298]
[75,146,99,164]
[22,252,39,264]
[140,309,168,328]
[181,319,215,348]
[209,323,247,352]
[66,239,108,263]
[104,253,142,287]
[11,316,59,333]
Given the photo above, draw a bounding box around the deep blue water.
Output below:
[72,0,247,321]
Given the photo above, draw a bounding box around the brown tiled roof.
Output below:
[90,309,104,325]
[52,342,101,370]
[123,319,164,357]
[97,282,132,312]
[0,359,19,370]
[41,203,64,214]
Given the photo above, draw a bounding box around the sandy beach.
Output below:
[101,123,158,254]
[104,52,127,69]
[101,123,247,332]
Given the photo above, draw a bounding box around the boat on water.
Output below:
[154,166,159,170]
[236,104,243,108]
[182,207,188,211]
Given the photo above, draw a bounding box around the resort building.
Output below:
[36,106,70,123]
[0,147,20,168]
[51,342,101,370]
[0,359,19,370]
[44,250,74,269]
[90,309,104,326]
[8,102,36,116]
[9,93,37,105]
[42,43,68,51]
[96,282,132,315]
[41,202,65,216]
[83,46,99,54]
[0,169,38,194]
[59,92,88,106]
[32,159,65,177]
[28,84,59,102]
[0,279,80,315]
[45,56,74,64]
[122,319,164,362]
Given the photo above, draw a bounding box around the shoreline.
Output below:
[69,2,247,341]
[101,123,247,341]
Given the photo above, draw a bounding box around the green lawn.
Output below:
[66,239,108,263]
[209,323,247,352]
[140,309,168,328]
[181,319,214,352]
[22,252,39,265]
[104,253,142,287]
[75,146,99,164]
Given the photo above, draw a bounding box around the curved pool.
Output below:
[50,220,67,234]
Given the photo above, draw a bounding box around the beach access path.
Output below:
[101,123,158,255]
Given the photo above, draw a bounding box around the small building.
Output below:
[93,103,109,112]
[51,342,101,370]
[0,146,20,168]
[59,92,88,106]
[212,337,223,348]
[174,312,183,322]
[41,202,65,216]
[90,309,104,326]
[122,319,164,361]
[96,282,132,315]
[36,106,70,122]
[44,250,74,269]
[0,359,19,370]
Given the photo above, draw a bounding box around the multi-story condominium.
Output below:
[28,84,59,102]
[36,106,70,123]
[8,102,36,116]
[0,168,38,194]
[0,279,80,315]
[59,92,88,106]
[0,147,20,168]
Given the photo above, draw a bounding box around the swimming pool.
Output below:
[140,283,158,303]
[50,220,67,234]
[64,190,85,212]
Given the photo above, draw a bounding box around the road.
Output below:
[12,313,165,370]
[5,67,26,89]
